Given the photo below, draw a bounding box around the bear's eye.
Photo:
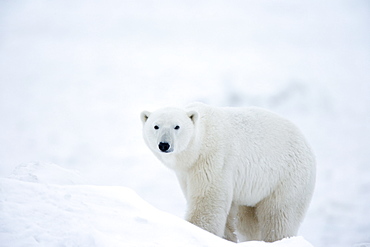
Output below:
[154,125,159,130]
[174,125,180,130]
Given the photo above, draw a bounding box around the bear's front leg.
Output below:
[185,186,233,239]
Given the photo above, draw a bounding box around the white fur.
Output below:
[141,102,315,242]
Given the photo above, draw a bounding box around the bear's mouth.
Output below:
[159,148,174,154]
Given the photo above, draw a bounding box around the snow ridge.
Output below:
[0,162,313,247]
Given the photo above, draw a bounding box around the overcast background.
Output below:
[0,1,369,246]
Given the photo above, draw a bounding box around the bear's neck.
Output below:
[159,135,202,171]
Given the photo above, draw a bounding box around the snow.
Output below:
[0,0,369,246]
[0,162,313,247]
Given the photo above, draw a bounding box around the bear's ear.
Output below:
[140,111,151,124]
[187,111,198,124]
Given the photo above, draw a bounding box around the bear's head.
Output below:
[141,108,198,155]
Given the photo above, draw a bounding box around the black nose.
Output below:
[158,142,170,152]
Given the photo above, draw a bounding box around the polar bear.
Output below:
[140,102,315,242]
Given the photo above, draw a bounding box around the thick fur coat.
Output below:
[141,102,315,242]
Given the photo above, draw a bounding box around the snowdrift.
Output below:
[0,162,314,247]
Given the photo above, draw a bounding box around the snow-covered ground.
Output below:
[0,1,369,246]
[0,162,314,247]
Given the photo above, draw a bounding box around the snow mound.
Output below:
[7,162,87,185]
[0,164,314,247]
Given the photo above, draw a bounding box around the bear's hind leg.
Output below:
[236,206,261,241]
[256,194,301,242]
